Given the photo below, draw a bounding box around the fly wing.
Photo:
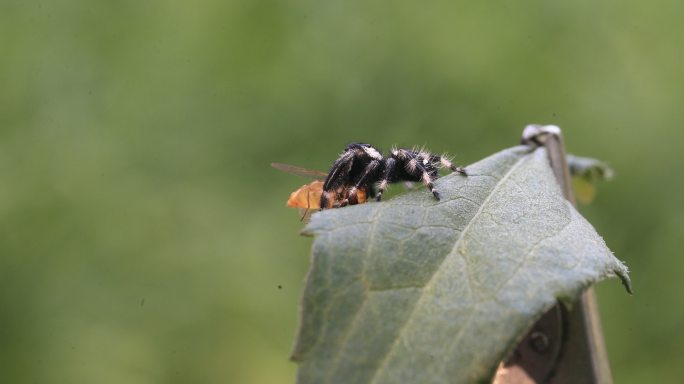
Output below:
[271,162,328,180]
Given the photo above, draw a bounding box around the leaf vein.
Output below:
[367,155,529,383]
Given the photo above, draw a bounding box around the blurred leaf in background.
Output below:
[1,1,682,383]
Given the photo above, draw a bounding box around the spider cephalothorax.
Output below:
[320,143,466,209]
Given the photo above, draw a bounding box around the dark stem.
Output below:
[542,129,613,384]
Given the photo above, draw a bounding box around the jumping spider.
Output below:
[320,143,467,209]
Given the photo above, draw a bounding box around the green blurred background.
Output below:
[1,1,682,383]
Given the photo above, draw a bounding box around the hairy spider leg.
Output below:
[341,158,382,206]
[321,143,381,209]
[437,154,467,175]
[321,149,355,209]
[394,149,442,200]
[375,157,397,201]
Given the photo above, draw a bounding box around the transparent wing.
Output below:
[271,162,328,180]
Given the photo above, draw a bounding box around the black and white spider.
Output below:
[320,143,467,209]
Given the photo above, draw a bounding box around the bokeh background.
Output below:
[1,1,682,383]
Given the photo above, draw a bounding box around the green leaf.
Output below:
[292,146,630,384]
[567,154,615,204]
[567,154,615,182]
